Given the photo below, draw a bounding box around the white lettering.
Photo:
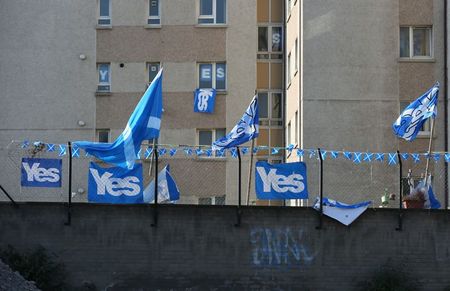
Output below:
[257,166,305,193]
[22,162,61,183]
[90,168,141,196]
[201,67,211,80]
[99,69,108,82]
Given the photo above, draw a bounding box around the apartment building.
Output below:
[285,0,448,206]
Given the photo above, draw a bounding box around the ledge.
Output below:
[144,24,162,29]
[96,25,112,30]
[95,92,112,97]
[398,58,436,63]
[195,24,228,28]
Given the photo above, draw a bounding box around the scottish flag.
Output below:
[75,69,163,169]
[393,82,439,141]
[314,197,372,226]
[194,88,216,113]
[143,165,180,203]
[419,175,441,209]
[212,95,258,150]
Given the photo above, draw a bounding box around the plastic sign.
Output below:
[21,158,62,188]
[88,162,143,204]
[255,161,308,199]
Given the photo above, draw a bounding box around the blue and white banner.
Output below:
[143,165,180,203]
[313,197,371,226]
[393,82,439,141]
[255,161,308,200]
[88,162,144,204]
[21,158,62,188]
[194,88,216,113]
[75,69,163,169]
[212,95,259,150]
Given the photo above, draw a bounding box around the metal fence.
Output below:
[1,141,449,213]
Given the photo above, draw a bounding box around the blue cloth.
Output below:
[255,161,308,200]
[21,158,62,188]
[316,197,372,209]
[417,177,441,209]
[143,165,180,203]
[212,95,258,150]
[393,82,439,141]
[194,88,216,113]
[75,69,163,169]
[88,162,144,204]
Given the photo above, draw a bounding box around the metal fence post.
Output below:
[64,141,72,226]
[396,150,403,231]
[151,141,159,227]
[0,185,18,208]
[235,147,242,227]
[316,148,324,230]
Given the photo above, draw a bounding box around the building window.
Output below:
[198,195,225,205]
[198,128,226,146]
[258,91,283,126]
[287,52,291,84]
[148,62,160,83]
[148,0,161,25]
[400,26,432,58]
[257,26,283,59]
[294,111,298,145]
[98,0,111,26]
[198,63,226,90]
[198,0,226,24]
[97,63,110,92]
[287,121,291,146]
[400,101,431,136]
[294,38,298,72]
[97,129,110,143]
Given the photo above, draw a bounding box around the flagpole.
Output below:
[149,139,156,176]
[424,118,436,179]
[151,139,159,227]
[246,139,255,206]
[235,147,242,227]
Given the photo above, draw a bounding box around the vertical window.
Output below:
[287,52,291,84]
[97,129,110,143]
[148,62,160,83]
[148,0,161,25]
[287,122,291,145]
[198,195,225,205]
[257,26,283,59]
[294,111,298,145]
[198,0,226,24]
[98,0,111,26]
[198,129,226,156]
[400,26,432,58]
[97,63,110,92]
[294,38,298,72]
[198,63,226,90]
[257,91,283,126]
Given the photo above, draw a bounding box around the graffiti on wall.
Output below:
[250,227,315,267]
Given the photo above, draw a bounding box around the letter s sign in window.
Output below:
[21,158,62,188]
[255,161,308,200]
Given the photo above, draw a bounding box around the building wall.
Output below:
[0,0,97,200]
[2,203,450,290]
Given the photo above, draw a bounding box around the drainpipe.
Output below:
[444,0,448,208]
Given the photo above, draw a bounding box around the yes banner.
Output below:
[21,158,62,187]
[255,161,308,200]
[194,88,216,113]
[88,162,143,204]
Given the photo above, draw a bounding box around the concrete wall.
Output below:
[1,203,450,290]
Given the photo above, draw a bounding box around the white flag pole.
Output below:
[424,118,435,179]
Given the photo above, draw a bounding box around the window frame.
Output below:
[198,195,226,205]
[97,129,111,143]
[147,62,161,84]
[97,63,111,92]
[197,62,227,91]
[97,0,111,26]
[198,0,227,25]
[399,26,433,59]
[148,0,161,26]
[257,25,283,59]
[197,128,227,157]
[257,91,283,127]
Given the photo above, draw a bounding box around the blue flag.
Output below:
[313,197,371,226]
[255,161,308,200]
[75,69,163,169]
[212,95,258,150]
[88,162,144,204]
[21,158,62,188]
[194,88,216,113]
[143,165,180,203]
[393,82,439,141]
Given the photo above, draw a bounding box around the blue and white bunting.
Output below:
[400,153,409,160]
[353,152,362,164]
[59,145,67,156]
[445,153,450,163]
[46,144,55,152]
[145,148,153,159]
[393,82,439,141]
[375,153,384,161]
[169,148,177,156]
[74,69,163,169]
[21,140,29,149]
[388,153,397,165]
[343,152,352,160]
[297,149,304,157]
[71,146,80,158]
[412,153,420,163]
[363,153,373,163]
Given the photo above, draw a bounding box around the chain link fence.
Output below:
[0,141,448,209]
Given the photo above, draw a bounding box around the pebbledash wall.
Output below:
[1,203,450,290]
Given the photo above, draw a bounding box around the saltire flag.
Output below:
[418,175,441,209]
[392,82,439,141]
[194,88,216,113]
[313,197,371,226]
[74,69,163,169]
[143,165,180,203]
[212,95,258,150]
